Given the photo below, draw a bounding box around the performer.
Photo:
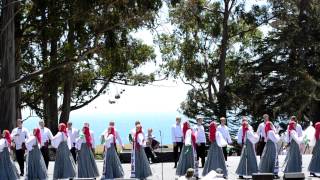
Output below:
[176,121,199,178]
[256,114,269,156]
[308,122,320,177]
[144,128,158,163]
[236,118,259,179]
[52,123,76,179]
[258,121,280,179]
[39,120,53,168]
[25,128,48,180]
[84,122,95,153]
[67,121,79,162]
[0,130,19,180]
[217,117,232,161]
[76,126,99,179]
[172,116,183,168]
[100,121,124,150]
[284,120,303,173]
[129,121,143,143]
[193,116,206,167]
[130,124,152,179]
[101,126,124,179]
[10,119,29,176]
[288,116,303,137]
[202,121,228,178]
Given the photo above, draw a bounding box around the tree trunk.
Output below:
[59,65,73,124]
[15,0,22,119]
[309,100,320,125]
[0,0,17,131]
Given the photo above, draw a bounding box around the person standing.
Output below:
[100,121,125,150]
[172,117,183,168]
[194,116,206,168]
[236,118,259,179]
[39,120,53,168]
[101,126,124,179]
[130,124,152,179]
[76,126,99,179]
[0,130,19,180]
[202,121,228,178]
[258,121,280,179]
[289,116,303,137]
[11,119,29,176]
[52,123,76,179]
[284,120,303,173]
[25,128,48,180]
[217,117,232,161]
[84,122,95,153]
[256,114,269,156]
[308,122,320,177]
[176,121,199,178]
[144,128,158,163]
[67,121,79,162]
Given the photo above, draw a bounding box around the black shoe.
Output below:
[223,175,228,179]
[239,176,244,179]
[20,173,24,177]
[310,172,317,177]
[273,175,280,179]
[174,164,177,168]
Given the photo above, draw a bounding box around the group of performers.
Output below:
[172,115,320,179]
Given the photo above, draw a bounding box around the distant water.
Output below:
[23,112,186,146]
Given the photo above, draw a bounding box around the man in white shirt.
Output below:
[39,120,53,168]
[194,116,206,167]
[256,114,269,156]
[100,121,124,150]
[217,117,232,161]
[84,122,95,153]
[172,117,183,168]
[67,121,79,162]
[11,119,29,176]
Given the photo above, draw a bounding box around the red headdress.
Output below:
[182,121,196,146]
[59,123,68,137]
[34,128,41,144]
[242,120,249,144]
[108,126,116,144]
[83,126,92,148]
[315,122,320,141]
[3,130,11,146]
[265,121,272,139]
[287,120,296,139]
[209,121,217,142]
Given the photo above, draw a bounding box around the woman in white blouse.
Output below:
[236,119,259,179]
[284,120,303,173]
[101,126,124,179]
[258,121,280,178]
[25,128,48,179]
[76,126,99,179]
[0,130,19,180]
[52,123,76,179]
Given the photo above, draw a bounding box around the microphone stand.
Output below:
[159,130,163,180]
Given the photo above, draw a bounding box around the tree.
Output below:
[157,0,270,129]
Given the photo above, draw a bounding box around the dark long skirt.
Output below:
[134,146,152,179]
[53,141,76,179]
[77,142,99,178]
[259,140,278,174]
[176,145,195,176]
[101,144,124,179]
[25,145,48,180]
[202,141,228,177]
[284,140,302,173]
[0,147,19,180]
[308,140,320,173]
[236,139,258,176]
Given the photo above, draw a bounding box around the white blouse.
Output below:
[136,133,146,147]
[104,134,115,149]
[237,129,259,144]
[184,129,193,146]
[266,131,280,143]
[0,139,9,152]
[25,136,40,151]
[51,132,71,149]
[215,131,228,147]
[286,130,303,144]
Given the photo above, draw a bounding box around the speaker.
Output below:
[252,173,273,180]
[283,172,305,180]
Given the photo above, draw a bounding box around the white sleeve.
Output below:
[90,131,95,148]
[75,138,83,150]
[247,130,259,144]
[291,130,303,144]
[257,124,262,135]
[25,136,36,151]
[116,131,123,146]
[216,131,228,147]
[105,134,114,149]
[47,129,53,140]
[10,129,16,139]
[51,132,62,149]
[268,131,280,143]
[296,125,303,137]
[185,129,192,145]
[237,128,242,144]
[171,125,176,142]
[225,127,232,144]
[137,133,146,147]
[0,139,6,152]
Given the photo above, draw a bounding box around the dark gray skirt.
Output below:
[0,147,19,180]
[53,141,76,179]
[202,141,228,176]
[25,145,48,180]
[77,142,99,178]
[176,145,195,176]
[259,140,278,173]
[236,140,258,176]
[284,140,302,173]
[101,144,124,179]
[134,146,152,179]
[308,140,320,173]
